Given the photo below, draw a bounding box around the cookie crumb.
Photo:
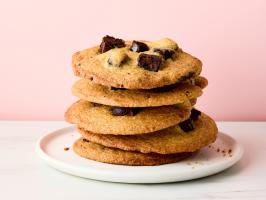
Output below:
[64,147,70,151]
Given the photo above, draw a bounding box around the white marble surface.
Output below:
[0,121,265,200]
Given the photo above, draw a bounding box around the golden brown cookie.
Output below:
[73,138,193,166]
[65,100,191,135]
[77,112,218,154]
[194,76,208,89]
[72,78,202,107]
[72,38,202,89]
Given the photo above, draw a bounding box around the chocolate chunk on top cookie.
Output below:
[130,41,149,52]
[154,48,175,59]
[138,53,162,72]
[100,35,125,53]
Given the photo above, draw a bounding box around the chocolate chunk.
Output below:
[179,119,194,132]
[190,108,201,121]
[110,87,127,91]
[100,35,125,53]
[111,107,139,116]
[151,84,176,93]
[154,48,175,59]
[130,41,149,52]
[138,53,162,72]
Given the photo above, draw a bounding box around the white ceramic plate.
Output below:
[36,126,243,183]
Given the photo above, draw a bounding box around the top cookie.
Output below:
[72,36,202,89]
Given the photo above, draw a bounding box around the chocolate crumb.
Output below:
[217,148,220,152]
[138,53,162,72]
[222,150,226,153]
[228,149,232,153]
[130,41,149,52]
[64,147,69,151]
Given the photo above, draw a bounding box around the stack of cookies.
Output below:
[65,36,218,166]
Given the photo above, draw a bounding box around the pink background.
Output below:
[0,0,266,121]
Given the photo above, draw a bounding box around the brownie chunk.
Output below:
[130,41,149,52]
[138,53,162,72]
[100,35,126,53]
[190,108,201,121]
[111,107,139,116]
[179,119,194,132]
[154,48,175,59]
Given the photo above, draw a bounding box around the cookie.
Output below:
[194,76,208,89]
[77,112,218,154]
[72,37,202,89]
[65,100,191,135]
[73,138,194,166]
[72,78,202,107]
